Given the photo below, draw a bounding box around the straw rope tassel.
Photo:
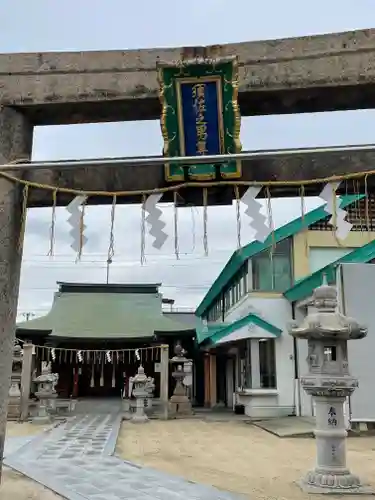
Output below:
[173,191,180,260]
[203,188,208,256]
[112,357,116,388]
[107,194,116,263]
[365,175,371,241]
[18,184,29,253]
[300,185,309,259]
[90,358,95,388]
[77,199,86,261]
[140,194,146,265]
[331,184,343,247]
[234,185,241,249]
[100,354,104,387]
[48,189,57,257]
[359,180,365,234]
[265,187,275,250]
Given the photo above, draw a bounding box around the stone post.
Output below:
[7,343,23,420]
[289,277,371,494]
[20,342,33,421]
[160,344,169,419]
[0,107,33,478]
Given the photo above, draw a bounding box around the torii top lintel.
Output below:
[2,28,375,124]
[2,28,375,206]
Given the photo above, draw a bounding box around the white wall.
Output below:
[224,295,295,409]
[338,263,375,422]
[309,247,354,274]
[295,307,313,417]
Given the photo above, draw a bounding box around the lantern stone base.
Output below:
[169,394,193,417]
[131,412,149,424]
[122,398,132,420]
[298,470,374,495]
[7,401,21,420]
[32,412,52,425]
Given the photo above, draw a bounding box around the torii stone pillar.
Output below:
[289,278,371,494]
[0,107,33,477]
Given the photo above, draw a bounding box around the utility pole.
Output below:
[22,312,35,322]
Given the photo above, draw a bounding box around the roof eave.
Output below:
[199,313,282,347]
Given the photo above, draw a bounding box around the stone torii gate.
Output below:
[1,27,375,477]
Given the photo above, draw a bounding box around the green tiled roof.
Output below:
[17,291,193,340]
[195,321,226,344]
[198,312,282,347]
[195,194,364,317]
[284,239,375,303]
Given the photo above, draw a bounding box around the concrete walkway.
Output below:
[5,411,246,500]
[252,416,315,437]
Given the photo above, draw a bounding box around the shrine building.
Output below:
[16,282,203,405]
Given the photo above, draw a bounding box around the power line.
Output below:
[21,251,234,264]
[20,284,212,291]
[23,248,235,258]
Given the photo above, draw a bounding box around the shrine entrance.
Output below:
[2,33,375,482]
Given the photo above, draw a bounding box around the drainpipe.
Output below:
[292,302,301,416]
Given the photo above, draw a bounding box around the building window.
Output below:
[252,238,292,292]
[206,295,224,322]
[237,339,277,390]
[259,339,276,389]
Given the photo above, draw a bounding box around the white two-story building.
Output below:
[196,194,375,422]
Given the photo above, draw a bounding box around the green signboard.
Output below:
[158,57,242,182]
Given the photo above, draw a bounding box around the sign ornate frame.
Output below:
[157,56,242,182]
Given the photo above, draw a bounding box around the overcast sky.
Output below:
[2,0,375,318]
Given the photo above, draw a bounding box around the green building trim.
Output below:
[284,239,375,303]
[195,194,364,318]
[198,312,282,347]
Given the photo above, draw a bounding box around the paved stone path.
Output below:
[5,412,247,500]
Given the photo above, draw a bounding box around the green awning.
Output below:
[17,290,193,340]
[199,313,282,347]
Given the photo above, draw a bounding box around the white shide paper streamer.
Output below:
[319,182,352,241]
[241,186,272,243]
[66,195,88,253]
[144,193,168,250]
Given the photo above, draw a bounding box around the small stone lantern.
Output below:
[289,277,371,494]
[32,362,56,424]
[169,342,193,417]
[130,365,151,423]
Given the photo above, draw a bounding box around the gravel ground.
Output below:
[1,422,62,500]
[116,419,375,500]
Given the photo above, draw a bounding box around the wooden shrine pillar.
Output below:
[204,353,217,408]
[160,344,169,419]
[209,354,217,408]
[204,354,210,407]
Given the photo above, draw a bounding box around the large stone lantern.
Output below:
[169,341,193,417]
[32,363,56,424]
[289,277,371,494]
[130,365,151,423]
